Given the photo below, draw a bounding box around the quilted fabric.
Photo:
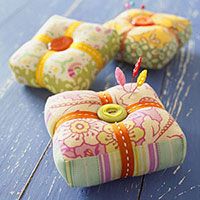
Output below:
[104,9,191,69]
[9,15,119,93]
[44,83,186,187]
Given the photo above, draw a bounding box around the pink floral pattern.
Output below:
[55,119,108,159]
[47,83,185,160]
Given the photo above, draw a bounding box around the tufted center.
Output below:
[97,104,127,123]
[131,15,155,26]
[48,36,73,51]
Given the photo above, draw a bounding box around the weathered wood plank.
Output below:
[140,0,200,199]
[2,0,197,199]
[0,0,29,25]
[0,0,75,199]
[0,0,74,85]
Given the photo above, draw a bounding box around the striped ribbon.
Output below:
[112,122,134,177]
[70,42,104,69]
[98,91,113,105]
[64,21,82,38]
[53,92,164,135]
[34,34,52,44]
[127,101,164,114]
[53,111,98,133]
[35,51,55,87]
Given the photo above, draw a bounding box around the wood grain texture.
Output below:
[0,0,74,85]
[0,0,74,199]
[0,0,29,25]
[140,0,200,199]
[0,0,199,199]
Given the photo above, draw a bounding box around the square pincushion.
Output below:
[9,15,119,93]
[44,83,186,187]
[104,9,191,69]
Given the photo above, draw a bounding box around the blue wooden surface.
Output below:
[0,0,199,199]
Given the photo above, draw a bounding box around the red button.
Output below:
[48,36,73,51]
[131,16,155,26]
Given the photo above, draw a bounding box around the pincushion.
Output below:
[104,9,191,69]
[44,83,186,187]
[9,15,119,93]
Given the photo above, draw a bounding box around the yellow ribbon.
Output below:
[34,21,83,87]
[33,21,104,87]
[34,34,52,44]
[34,21,83,44]
[35,51,55,87]
[70,42,104,69]
[64,21,82,37]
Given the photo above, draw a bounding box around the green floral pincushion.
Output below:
[9,15,119,93]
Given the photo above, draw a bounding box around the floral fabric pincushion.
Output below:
[9,15,119,93]
[45,82,186,187]
[104,9,191,69]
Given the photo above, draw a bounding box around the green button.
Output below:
[97,104,127,123]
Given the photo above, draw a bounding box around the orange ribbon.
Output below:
[53,92,165,178]
[54,111,98,133]
[98,92,113,105]
[34,21,83,87]
[112,122,134,178]
[34,21,104,87]
[54,93,164,133]
[127,101,164,114]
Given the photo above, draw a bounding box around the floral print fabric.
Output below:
[9,15,119,93]
[104,9,191,69]
[45,83,186,186]
[45,83,185,160]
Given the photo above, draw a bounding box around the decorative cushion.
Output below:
[9,15,119,93]
[44,83,186,187]
[104,9,191,69]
